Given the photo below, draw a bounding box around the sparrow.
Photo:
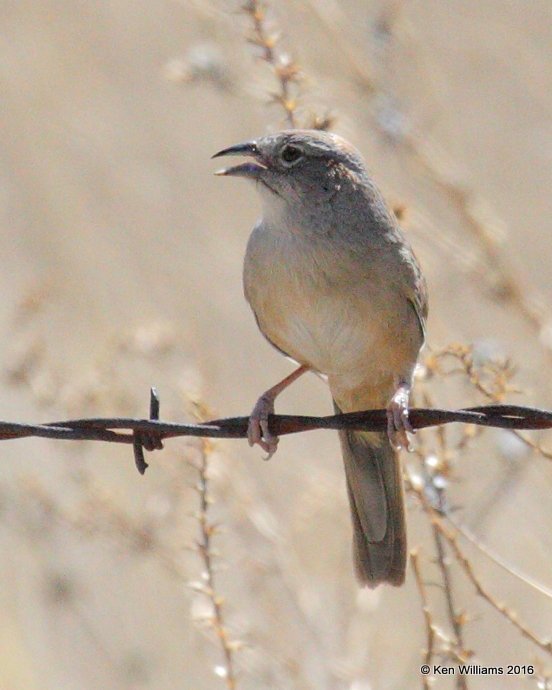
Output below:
[213,130,427,587]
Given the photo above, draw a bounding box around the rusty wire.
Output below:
[2,388,552,474]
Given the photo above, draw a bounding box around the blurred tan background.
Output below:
[0,1,551,688]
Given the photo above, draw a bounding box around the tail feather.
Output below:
[334,401,407,587]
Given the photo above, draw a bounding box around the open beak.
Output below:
[211,140,266,179]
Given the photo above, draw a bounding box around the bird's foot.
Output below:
[248,393,279,460]
[387,383,414,452]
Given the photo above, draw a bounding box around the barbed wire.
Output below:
[2,388,552,474]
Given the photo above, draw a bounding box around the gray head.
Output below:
[212,130,371,208]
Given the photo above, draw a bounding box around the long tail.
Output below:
[334,401,406,587]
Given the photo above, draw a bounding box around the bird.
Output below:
[212,130,427,587]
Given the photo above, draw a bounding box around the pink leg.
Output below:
[387,379,414,451]
[248,365,309,459]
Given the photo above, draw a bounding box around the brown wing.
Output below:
[408,263,428,343]
[401,238,428,343]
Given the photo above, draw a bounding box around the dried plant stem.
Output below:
[431,522,469,690]
[433,516,552,657]
[193,438,238,690]
[511,430,552,461]
[409,412,470,684]
[411,550,435,689]
[431,345,552,460]
[242,0,299,126]
[410,479,552,657]
[447,517,552,601]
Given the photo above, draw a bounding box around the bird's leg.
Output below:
[387,379,414,452]
[248,364,309,459]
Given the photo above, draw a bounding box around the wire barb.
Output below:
[132,387,164,475]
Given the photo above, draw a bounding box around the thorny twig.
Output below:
[20,445,241,687]
[411,550,436,690]
[241,0,333,130]
[447,517,552,600]
[431,522,469,690]
[411,550,472,682]
[411,347,551,679]
[408,477,552,657]
[191,435,239,689]
[429,455,469,690]
[430,345,552,460]
[409,395,473,688]
[435,517,552,657]
[242,0,300,127]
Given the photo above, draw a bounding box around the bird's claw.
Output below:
[387,385,414,452]
[248,394,279,460]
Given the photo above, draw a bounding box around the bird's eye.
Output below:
[280,144,303,165]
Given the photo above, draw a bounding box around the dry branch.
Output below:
[242,0,300,127]
[411,550,436,690]
[408,477,552,658]
[190,436,239,689]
